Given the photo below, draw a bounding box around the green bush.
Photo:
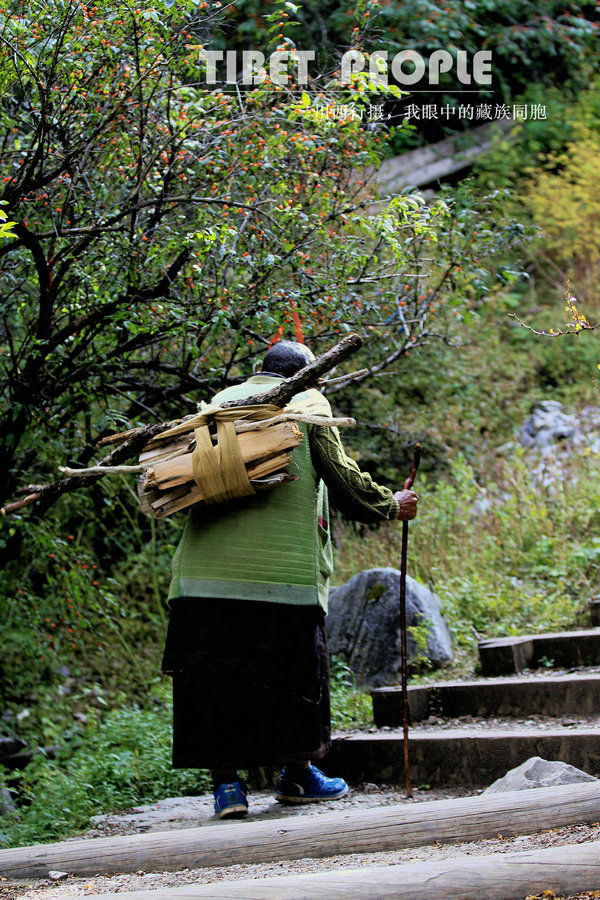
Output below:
[0,478,182,753]
[0,662,375,847]
[473,83,575,191]
[0,681,210,848]
[329,656,373,730]
[475,80,600,303]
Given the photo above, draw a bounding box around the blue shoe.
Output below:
[213,781,248,819]
[275,765,348,804]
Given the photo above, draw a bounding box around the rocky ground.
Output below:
[4,664,600,898]
[2,781,600,900]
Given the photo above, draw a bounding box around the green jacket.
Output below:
[168,375,398,612]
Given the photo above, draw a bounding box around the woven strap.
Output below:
[192,417,254,504]
[187,404,281,505]
[154,396,331,506]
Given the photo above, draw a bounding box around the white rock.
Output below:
[519,401,578,449]
[485,756,598,794]
[48,870,69,881]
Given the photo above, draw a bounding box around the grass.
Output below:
[0,661,373,849]
[0,681,210,849]
[331,281,600,680]
[329,656,374,730]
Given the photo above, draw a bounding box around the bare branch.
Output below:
[59,464,145,476]
[507,312,600,337]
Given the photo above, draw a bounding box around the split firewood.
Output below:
[59,414,354,519]
[138,463,297,519]
[136,421,301,518]
[142,423,300,492]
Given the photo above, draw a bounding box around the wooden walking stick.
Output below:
[400,442,421,798]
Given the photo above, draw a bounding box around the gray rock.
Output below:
[48,871,69,881]
[327,567,452,687]
[0,736,26,760]
[492,404,600,491]
[519,400,578,449]
[485,756,597,794]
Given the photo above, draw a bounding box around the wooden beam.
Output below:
[372,673,600,725]
[143,423,302,490]
[70,839,600,900]
[326,728,600,788]
[479,628,600,676]
[373,122,511,192]
[2,782,600,880]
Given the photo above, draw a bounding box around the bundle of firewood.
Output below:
[136,412,305,519]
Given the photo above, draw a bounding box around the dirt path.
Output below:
[3,783,600,899]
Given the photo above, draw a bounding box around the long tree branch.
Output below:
[0,333,363,517]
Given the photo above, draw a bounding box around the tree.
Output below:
[0,0,530,744]
[0,0,524,524]
[210,0,600,148]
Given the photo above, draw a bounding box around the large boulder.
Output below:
[485,757,597,794]
[327,567,452,687]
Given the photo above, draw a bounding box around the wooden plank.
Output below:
[372,673,600,724]
[478,637,535,675]
[247,453,290,479]
[2,782,600,880]
[145,452,291,507]
[151,484,204,517]
[147,453,293,518]
[70,839,600,899]
[374,122,511,192]
[479,628,600,675]
[138,436,192,466]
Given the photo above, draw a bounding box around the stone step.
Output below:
[325,728,600,787]
[371,673,600,726]
[478,628,600,675]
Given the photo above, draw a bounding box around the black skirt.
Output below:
[161,597,331,770]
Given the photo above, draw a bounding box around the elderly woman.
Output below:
[161,341,418,818]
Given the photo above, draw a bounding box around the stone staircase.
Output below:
[325,626,600,788]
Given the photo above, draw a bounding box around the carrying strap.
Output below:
[161,403,282,506]
[192,416,254,505]
[156,393,332,506]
